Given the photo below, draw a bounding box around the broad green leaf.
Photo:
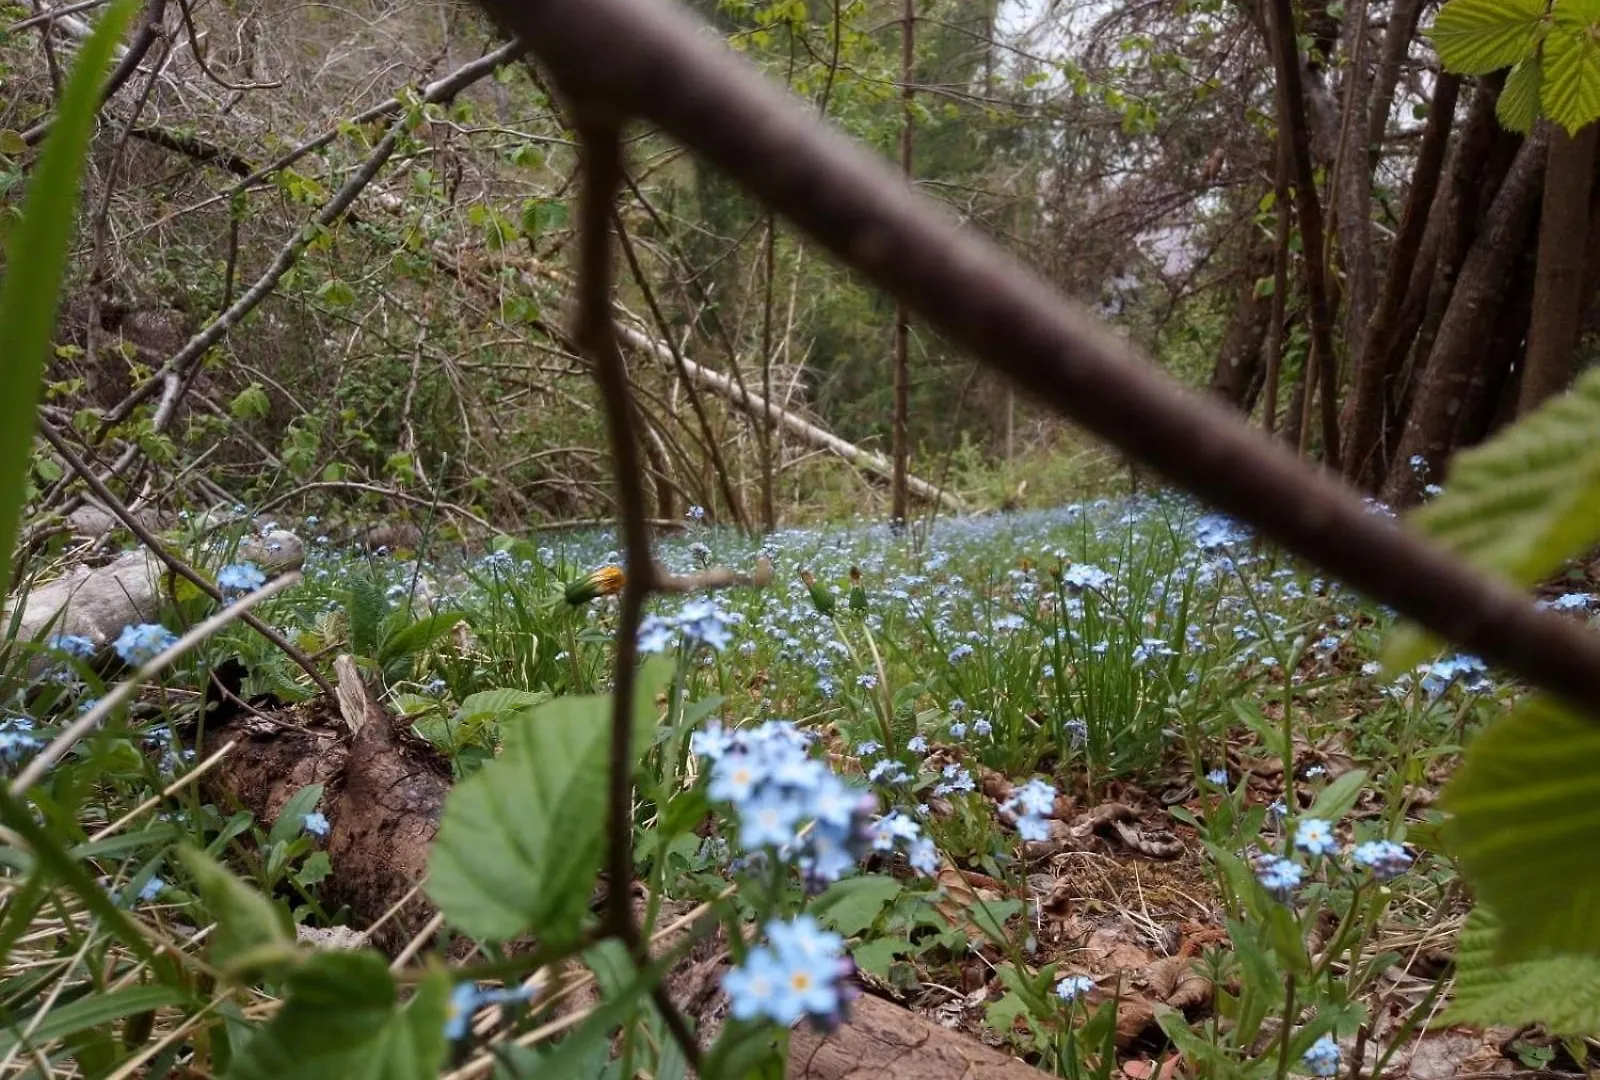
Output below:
[425,659,671,941]
[1430,0,1546,75]
[1305,768,1369,822]
[454,688,549,727]
[230,383,271,420]
[224,951,448,1080]
[178,845,294,977]
[1442,905,1600,1033]
[1544,4,1600,134]
[347,578,388,658]
[1442,695,1600,955]
[1498,57,1543,133]
[268,784,325,847]
[1403,362,1600,598]
[0,985,188,1059]
[295,850,333,887]
[0,0,138,598]
[850,937,908,978]
[811,874,903,936]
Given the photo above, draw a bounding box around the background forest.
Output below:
[6,0,1600,1077]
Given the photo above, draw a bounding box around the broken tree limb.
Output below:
[611,319,966,514]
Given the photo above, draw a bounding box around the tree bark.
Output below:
[1333,0,1377,353]
[891,0,914,525]
[1209,232,1275,408]
[1266,0,1342,467]
[1518,122,1600,413]
[1455,247,1535,450]
[1365,0,1425,169]
[1263,129,1293,436]
[1382,129,1549,507]
[1341,72,1460,489]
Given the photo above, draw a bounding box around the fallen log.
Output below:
[612,318,967,515]
[198,655,449,955]
[9,528,303,670]
[787,993,1056,1080]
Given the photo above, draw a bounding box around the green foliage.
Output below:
[224,952,448,1080]
[1498,58,1544,133]
[0,0,137,597]
[425,658,671,941]
[1545,0,1600,133]
[1442,695,1600,956]
[811,874,902,936]
[178,845,295,978]
[1407,364,1600,587]
[0,985,189,1061]
[1443,906,1600,1033]
[1430,0,1546,75]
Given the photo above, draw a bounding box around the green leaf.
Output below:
[811,874,903,936]
[1543,6,1600,134]
[295,850,333,887]
[269,784,325,847]
[1430,0,1546,74]
[224,952,448,1080]
[0,985,188,1060]
[0,0,138,599]
[230,383,271,420]
[379,610,466,667]
[177,845,294,978]
[1442,905,1600,1033]
[425,661,670,941]
[1305,769,1369,822]
[1498,57,1544,133]
[454,688,549,728]
[850,937,908,978]
[1403,361,1600,592]
[315,278,356,307]
[346,577,389,658]
[1442,695,1600,955]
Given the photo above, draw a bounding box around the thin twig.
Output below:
[571,113,704,1072]
[10,572,300,795]
[34,419,335,698]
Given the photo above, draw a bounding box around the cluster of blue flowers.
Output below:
[638,598,736,654]
[1003,778,1057,842]
[1302,1033,1341,1077]
[113,623,178,667]
[722,915,854,1030]
[1255,817,1414,899]
[217,562,266,594]
[694,720,880,886]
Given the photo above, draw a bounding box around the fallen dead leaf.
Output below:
[1145,955,1212,1009]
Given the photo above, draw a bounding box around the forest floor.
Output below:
[11,495,1588,1078]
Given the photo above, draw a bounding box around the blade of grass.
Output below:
[0,0,138,596]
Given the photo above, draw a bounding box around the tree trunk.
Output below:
[1209,234,1275,408]
[1333,0,1377,353]
[1518,122,1600,413]
[891,0,914,525]
[1341,72,1460,489]
[1263,106,1293,436]
[1455,247,1535,450]
[1365,0,1425,169]
[1266,0,1342,468]
[1382,129,1549,506]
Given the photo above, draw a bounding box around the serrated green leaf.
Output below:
[0,985,189,1060]
[224,952,448,1080]
[346,578,388,658]
[1406,363,1600,589]
[0,0,138,600]
[812,874,903,936]
[1431,0,1546,74]
[1443,905,1600,1032]
[1498,57,1544,132]
[178,845,294,978]
[1306,768,1369,822]
[379,610,466,668]
[230,382,270,420]
[1543,11,1600,133]
[1442,695,1600,955]
[850,937,908,978]
[425,660,670,941]
[269,784,325,847]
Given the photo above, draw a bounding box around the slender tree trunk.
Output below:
[1263,131,1292,436]
[1365,0,1425,170]
[1266,0,1341,468]
[1341,72,1460,488]
[1209,227,1275,408]
[891,0,914,525]
[1332,0,1376,353]
[1382,129,1549,506]
[759,212,778,532]
[1519,122,1600,413]
[1456,249,1535,449]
